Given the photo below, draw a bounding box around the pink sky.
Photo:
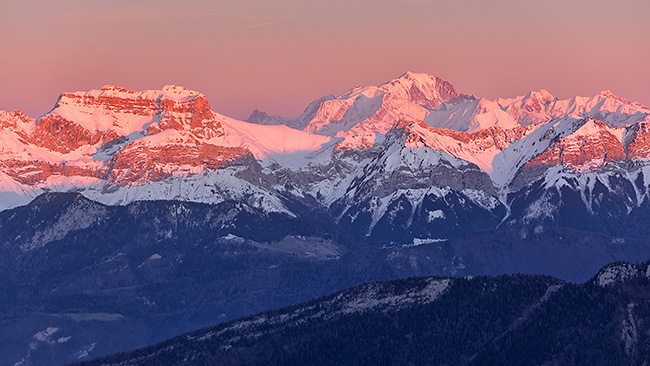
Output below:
[1,0,649,120]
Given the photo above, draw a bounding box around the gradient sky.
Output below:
[1,0,649,120]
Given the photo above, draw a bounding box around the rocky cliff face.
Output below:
[524,118,625,171]
[5,74,650,366]
[105,142,253,185]
[32,84,224,152]
[31,114,115,153]
[3,74,650,241]
[0,85,260,208]
[250,73,650,146]
[247,71,468,145]
[626,121,650,160]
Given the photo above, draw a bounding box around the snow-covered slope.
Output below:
[0,86,335,213]
[215,117,333,167]
[3,75,650,241]
[248,72,469,148]
[248,72,650,150]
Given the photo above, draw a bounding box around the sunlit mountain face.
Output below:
[3,73,650,365]
[3,72,650,239]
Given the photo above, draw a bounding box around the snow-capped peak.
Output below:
[523,89,557,106]
[599,89,616,98]
[4,75,650,220]
[245,72,650,153]
[396,71,442,86]
[246,72,464,142]
[531,89,554,100]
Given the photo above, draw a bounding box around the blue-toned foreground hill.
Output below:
[2,193,650,365]
[78,260,650,366]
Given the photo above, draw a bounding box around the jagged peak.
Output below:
[575,116,615,133]
[249,108,267,116]
[526,89,556,101]
[598,89,616,98]
[247,109,274,123]
[546,117,619,144]
[391,71,450,90]
[381,72,461,106]
[0,109,34,133]
[399,70,436,81]
[0,109,31,122]
[399,70,444,82]
[593,89,640,107]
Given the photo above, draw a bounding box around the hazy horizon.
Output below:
[2,0,649,120]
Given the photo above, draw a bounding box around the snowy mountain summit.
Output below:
[248,71,650,144]
[3,72,650,242]
[248,71,470,147]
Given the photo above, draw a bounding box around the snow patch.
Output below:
[33,327,59,342]
[222,234,244,241]
[462,188,501,210]
[521,192,557,223]
[340,278,452,314]
[216,116,334,167]
[403,238,447,248]
[75,343,97,359]
[24,200,106,251]
[427,210,445,222]
[596,262,638,287]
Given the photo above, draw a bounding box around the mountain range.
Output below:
[3,72,650,364]
[2,72,650,242]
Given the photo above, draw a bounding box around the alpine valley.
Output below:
[2,72,650,365]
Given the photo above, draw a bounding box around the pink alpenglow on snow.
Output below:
[1,74,650,213]
[1,0,649,120]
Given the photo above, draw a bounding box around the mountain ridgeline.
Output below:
[2,73,650,243]
[3,72,650,364]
